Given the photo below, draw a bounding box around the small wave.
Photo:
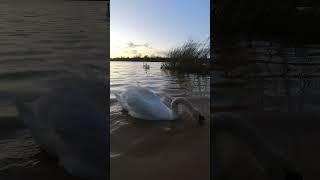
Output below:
[110,152,122,159]
[0,130,40,170]
[0,57,44,64]
[110,119,129,134]
[0,70,60,81]
[0,50,53,57]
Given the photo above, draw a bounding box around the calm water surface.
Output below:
[110,61,210,96]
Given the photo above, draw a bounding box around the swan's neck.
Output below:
[171,97,199,118]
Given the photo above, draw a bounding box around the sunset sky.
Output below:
[110,0,210,58]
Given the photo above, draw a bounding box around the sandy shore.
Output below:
[111,126,209,180]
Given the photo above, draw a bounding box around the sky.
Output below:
[110,0,210,58]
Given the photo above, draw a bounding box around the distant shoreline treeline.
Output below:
[110,56,168,62]
[110,57,210,63]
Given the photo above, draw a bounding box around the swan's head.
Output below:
[171,97,206,125]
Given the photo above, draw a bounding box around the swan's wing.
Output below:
[127,86,160,101]
[125,87,174,120]
[115,86,160,111]
[125,90,155,120]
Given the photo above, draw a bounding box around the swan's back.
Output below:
[117,86,175,120]
[127,86,159,100]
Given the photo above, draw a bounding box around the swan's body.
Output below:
[15,77,107,179]
[115,86,203,122]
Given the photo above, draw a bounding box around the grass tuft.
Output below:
[161,39,210,73]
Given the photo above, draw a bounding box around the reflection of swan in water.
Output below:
[15,76,107,179]
[214,113,303,180]
[115,86,204,123]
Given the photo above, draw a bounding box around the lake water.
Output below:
[110,61,210,180]
[0,1,108,179]
[110,61,210,98]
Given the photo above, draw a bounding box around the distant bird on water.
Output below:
[143,63,150,70]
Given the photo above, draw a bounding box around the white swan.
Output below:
[15,76,107,179]
[115,86,204,123]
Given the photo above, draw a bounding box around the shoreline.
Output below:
[110,59,166,62]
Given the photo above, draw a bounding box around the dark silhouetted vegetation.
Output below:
[160,39,210,73]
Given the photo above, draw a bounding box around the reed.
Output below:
[161,39,210,73]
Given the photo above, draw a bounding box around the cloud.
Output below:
[120,41,167,57]
[131,50,138,54]
[153,50,167,57]
[127,42,151,48]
